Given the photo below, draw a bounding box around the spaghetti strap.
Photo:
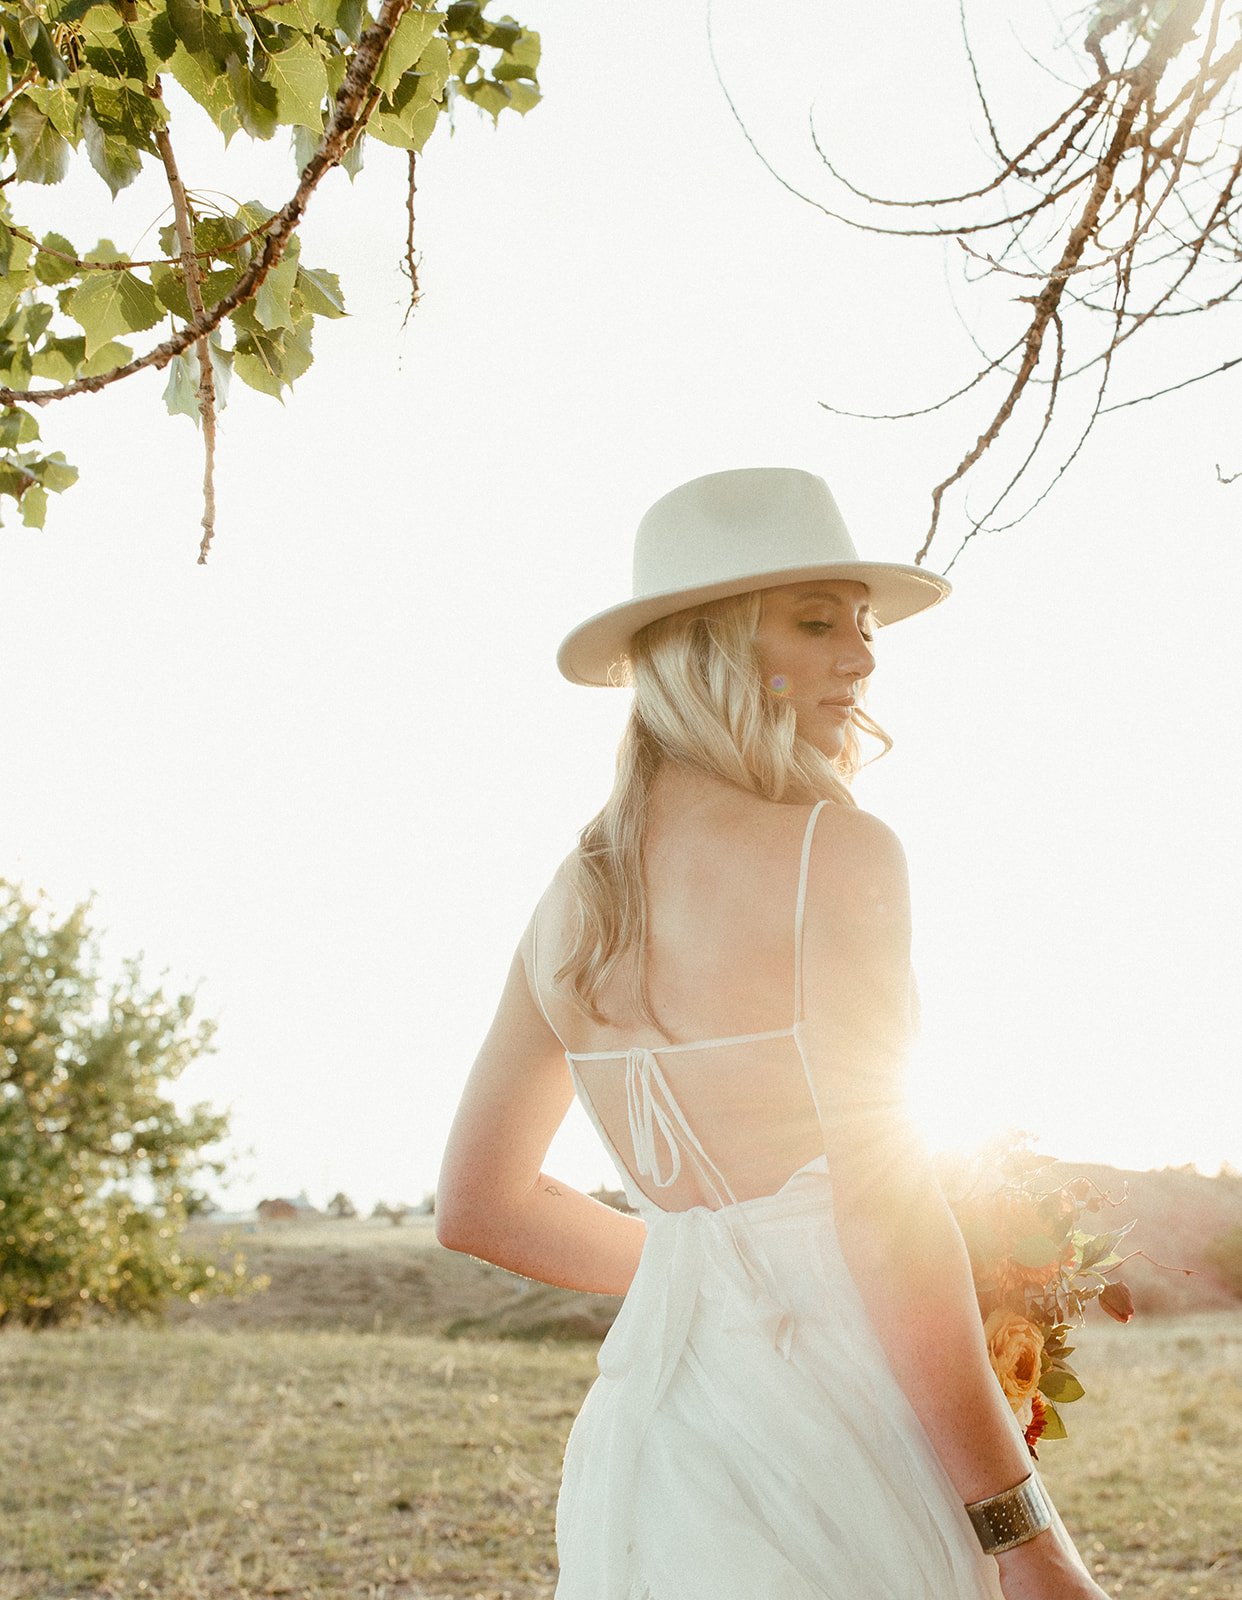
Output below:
[529,901,569,1050]
[792,800,829,1025]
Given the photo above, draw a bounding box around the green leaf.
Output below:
[19,483,49,528]
[64,270,165,358]
[263,39,329,128]
[1038,1398,1067,1440]
[161,336,231,422]
[290,119,322,173]
[225,56,281,139]
[8,100,71,186]
[162,349,201,421]
[50,0,118,22]
[254,253,298,331]
[295,264,346,318]
[22,84,81,142]
[167,43,241,137]
[305,0,342,25]
[33,232,80,287]
[334,0,366,39]
[36,452,79,494]
[500,78,538,114]
[199,262,243,310]
[82,106,144,197]
[22,15,70,82]
[374,7,444,96]
[340,130,365,178]
[1038,1369,1086,1405]
[232,310,312,399]
[461,77,512,121]
[30,336,85,383]
[151,263,192,320]
[166,0,245,69]
[81,339,133,378]
[0,408,41,449]
[368,94,441,150]
[80,17,153,80]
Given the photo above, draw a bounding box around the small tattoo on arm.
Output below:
[544,1183,563,1197]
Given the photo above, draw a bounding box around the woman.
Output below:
[436,467,1111,1599]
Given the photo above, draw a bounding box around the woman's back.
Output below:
[528,766,918,1215]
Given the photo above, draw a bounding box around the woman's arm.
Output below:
[803,811,1088,1576]
[435,936,647,1295]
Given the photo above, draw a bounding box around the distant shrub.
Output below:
[1203,1226,1242,1296]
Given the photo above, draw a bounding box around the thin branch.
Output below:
[817,331,1026,422]
[1,219,272,274]
[149,81,218,564]
[399,148,421,327]
[1100,351,1242,410]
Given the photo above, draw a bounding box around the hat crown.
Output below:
[633,467,860,599]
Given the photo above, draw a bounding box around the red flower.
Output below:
[1024,1392,1047,1457]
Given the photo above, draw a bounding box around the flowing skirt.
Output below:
[554,1158,1089,1599]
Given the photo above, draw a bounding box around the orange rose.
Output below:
[983,1309,1045,1411]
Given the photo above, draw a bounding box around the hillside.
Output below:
[170,1159,1242,1341]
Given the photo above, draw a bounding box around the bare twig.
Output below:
[400,148,421,326]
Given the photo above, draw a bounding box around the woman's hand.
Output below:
[994,1526,1113,1600]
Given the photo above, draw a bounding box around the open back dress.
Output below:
[529,798,1093,1600]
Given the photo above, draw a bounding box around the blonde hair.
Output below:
[554,588,893,1029]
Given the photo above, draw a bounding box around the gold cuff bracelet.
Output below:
[964,1472,1053,1555]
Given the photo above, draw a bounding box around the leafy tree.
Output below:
[326,1188,356,1217]
[0,0,541,557]
[0,876,254,1326]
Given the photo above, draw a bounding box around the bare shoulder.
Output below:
[805,804,911,930]
[517,849,579,977]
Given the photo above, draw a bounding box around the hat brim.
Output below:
[556,561,951,687]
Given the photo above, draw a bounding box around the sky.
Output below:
[4,0,1240,1214]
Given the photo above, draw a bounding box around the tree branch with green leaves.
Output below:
[0,0,541,558]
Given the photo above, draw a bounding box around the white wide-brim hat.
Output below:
[556,466,951,688]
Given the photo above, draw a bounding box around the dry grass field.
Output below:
[2,1204,1240,1600]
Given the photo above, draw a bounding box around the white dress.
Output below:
[530,799,1095,1600]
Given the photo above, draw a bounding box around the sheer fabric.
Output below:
[530,800,1092,1599]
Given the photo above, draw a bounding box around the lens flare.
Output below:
[768,674,791,696]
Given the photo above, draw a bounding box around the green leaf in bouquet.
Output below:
[1038,1399,1068,1440]
[1080,1221,1135,1270]
[1038,1368,1086,1405]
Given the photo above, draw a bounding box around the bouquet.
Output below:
[937,1130,1141,1459]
